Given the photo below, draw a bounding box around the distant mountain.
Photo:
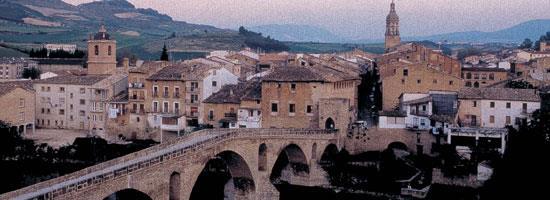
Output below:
[407,19,550,43]
[248,24,346,43]
[0,0,260,59]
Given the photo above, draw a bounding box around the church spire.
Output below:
[385,0,401,52]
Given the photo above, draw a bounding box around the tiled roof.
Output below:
[204,80,262,104]
[147,65,186,81]
[0,81,34,97]
[262,66,325,82]
[33,75,109,85]
[459,88,540,102]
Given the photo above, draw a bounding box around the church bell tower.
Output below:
[87,25,117,75]
[385,0,401,52]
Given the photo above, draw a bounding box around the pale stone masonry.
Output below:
[0,81,35,134]
[33,73,127,137]
[0,57,38,80]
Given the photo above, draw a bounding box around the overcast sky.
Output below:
[64,0,550,40]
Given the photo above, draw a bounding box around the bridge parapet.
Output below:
[1,128,336,200]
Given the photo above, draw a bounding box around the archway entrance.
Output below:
[325,118,335,130]
[270,144,310,185]
[103,189,152,200]
[190,151,256,200]
[319,144,339,166]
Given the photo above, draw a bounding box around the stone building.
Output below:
[385,0,401,52]
[261,65,360,132]
[377,43,462,78]
[0,57,38,80]
[382,63,462,110]
[461,67,509,88]
[87,25,117,75]
[457,88,540,128]
[144,62,239,138]
[0,81,35,134]
[33,73,127,137]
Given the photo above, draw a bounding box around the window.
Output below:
[59,109,65,115]
[212,81,217,87]
[401,79,405,84]
[47,87,50,92]
[59,98,65,104]
[208,110,214,121]
[108,46,112,56]
[422,105,426,111]
[80,88,86,94]
[163,102,169,113]
[191,94,198,103]
[271,103,278,113]
[70,104,73,110]
[489,73,495,80]
[523,103,528,111]
[19,112,24,121]
[403,69,408,76]
[153,102,158,112]
[153,86,159,97]
[465,81,472,87]
[449,81,454,85]
[473,73,479,79]
[506,116,511,125]
[506,102,511,108]
[433,79,438,84]
[473,101,477,107]
[70,93,73,98]
[417,79,421,84]
[41,108,45,114]
[467,72,472,79]
[80,99,85,105]
[306,105,313,114]
[79,110,85,116]
[19,98,24,107]
[174,87,180,97]
[289,103,296,114]
[290,83,296,92]
[59,87,65,93]
[490,102,495,108]
[164,86,169,97]
[490,115,495,123]
[174,102,180,113]
[277,83,282,88]
[94,45,99,55]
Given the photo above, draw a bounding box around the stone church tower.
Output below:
[385,0,401,52]
[87,25,116,75]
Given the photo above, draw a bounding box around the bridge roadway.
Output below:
[1,128,338,200]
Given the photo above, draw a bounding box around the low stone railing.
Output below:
[1,128,336,200]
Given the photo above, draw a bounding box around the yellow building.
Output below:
[87,25,117,75]
[0,82,35,134]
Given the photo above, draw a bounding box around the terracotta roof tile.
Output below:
[459,88,540,102]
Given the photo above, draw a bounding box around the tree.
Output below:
[160,43,169,61]
[519,38,533,49]
[22,68,41,80]
[505,80,534,89]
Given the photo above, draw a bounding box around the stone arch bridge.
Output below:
[1,129,340,200]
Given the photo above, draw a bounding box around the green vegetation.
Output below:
[456,48,482,60]
[28,48,85,58]
[22,68,41,80]
[285,42,385,54]
[480,106,550,199]
[505,80,535,89]
[160,43,169,61]
[534,31,550,50]
[238,26,289,52]
[520,38,533,49]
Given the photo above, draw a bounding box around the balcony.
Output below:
[224,112,237,118]
[129,82,145,88]
[186,112,199,118]
[163,93,170,98]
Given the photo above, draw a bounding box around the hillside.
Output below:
[248,24,345,43]
[0,0,284,60]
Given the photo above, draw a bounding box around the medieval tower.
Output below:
[385,0,401,52]
[87,25,116,75]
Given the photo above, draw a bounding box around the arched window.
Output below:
[258,143,267,171]
[94,45,99,56]
[108,46,112,56]
[489,73,494,80]
[465,81,472,87]
[169,172,180,200]
[474,82,480,88]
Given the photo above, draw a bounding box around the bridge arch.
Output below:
[388,141,408,151]
[190,150,256,200]
[103,188,152,200]
[320,143,339,165]
[270,143,310,184]
[258,143,267,171]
